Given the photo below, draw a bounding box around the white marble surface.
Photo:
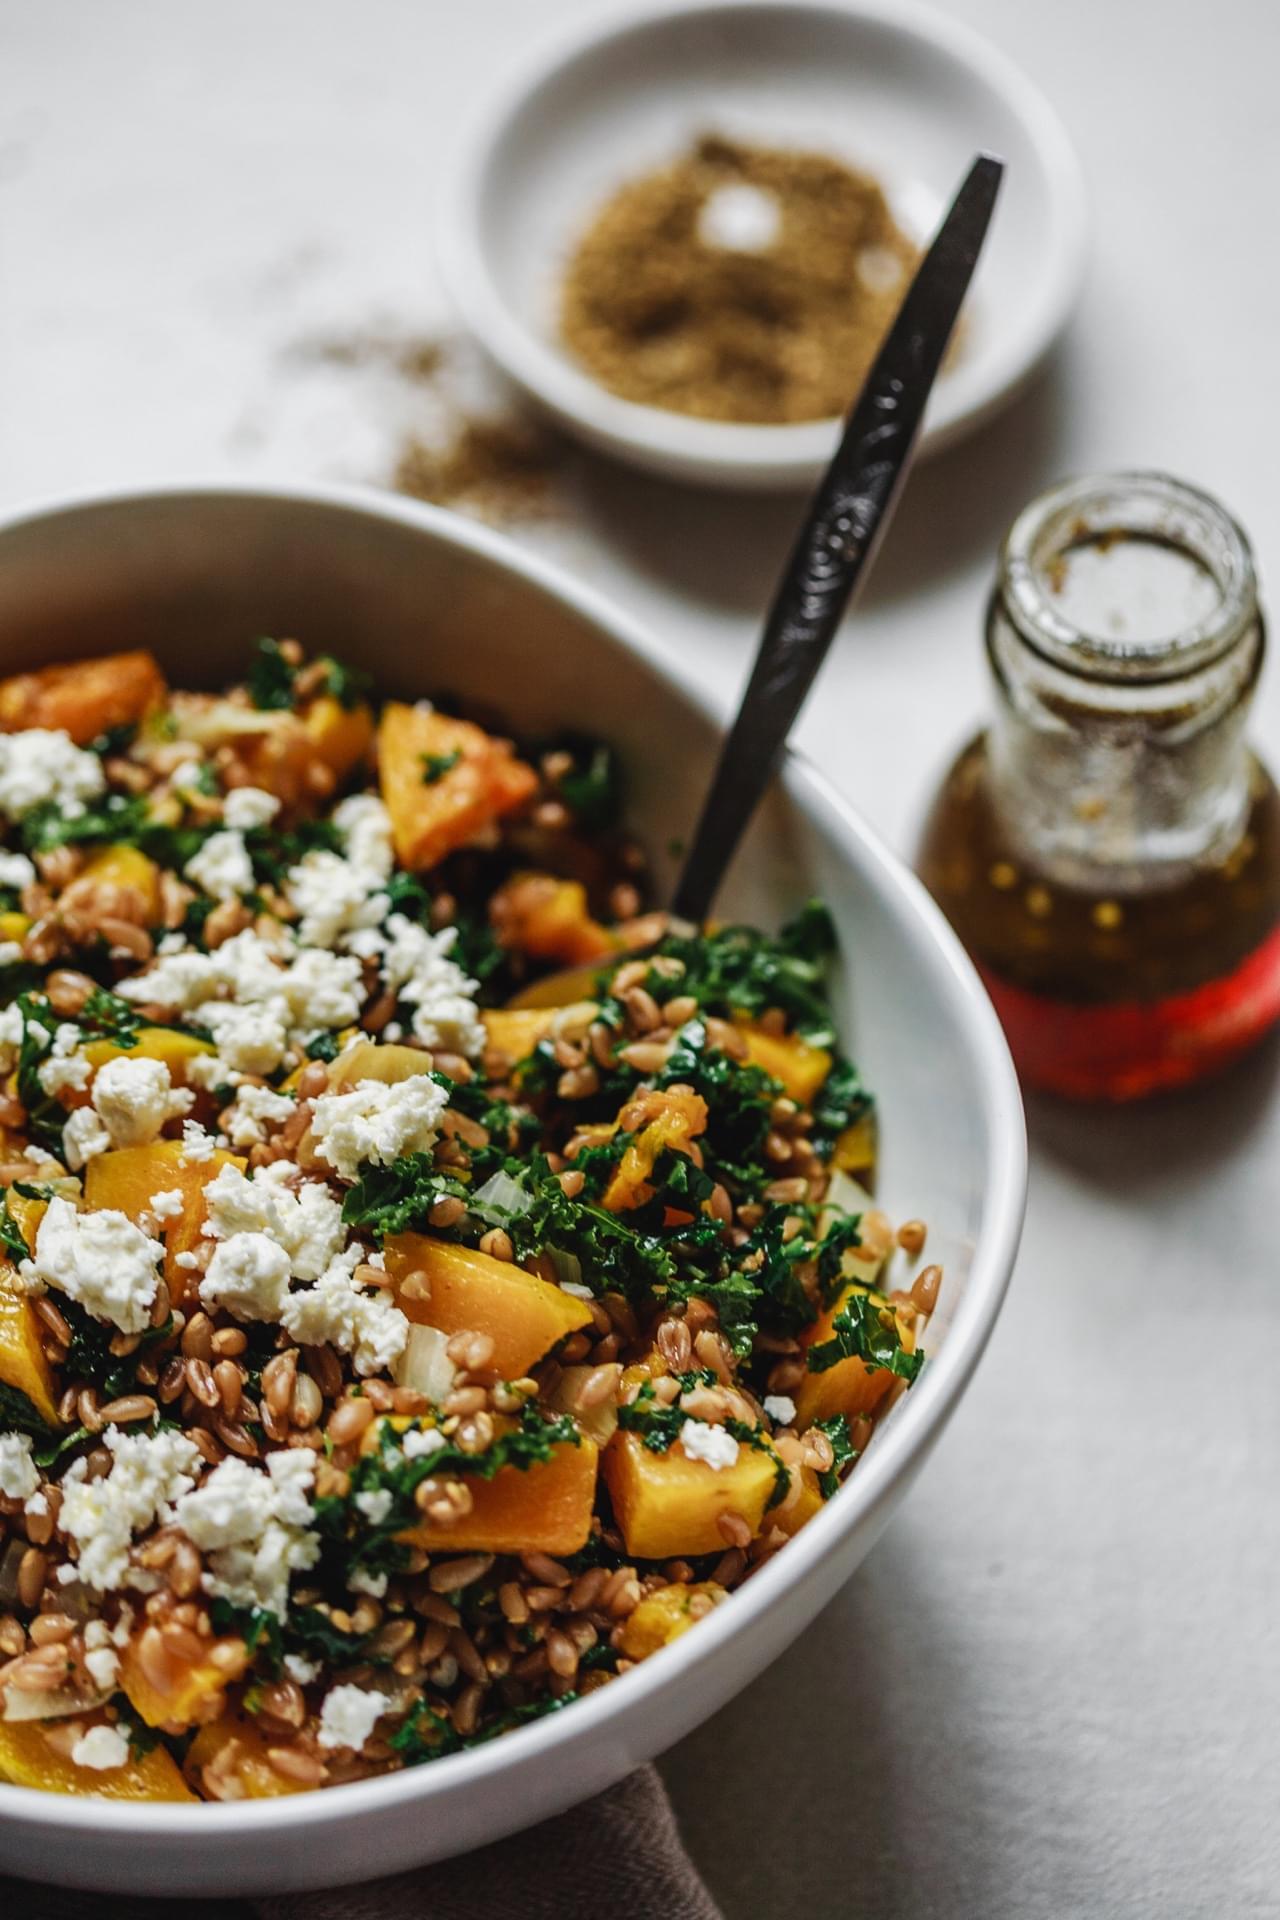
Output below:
[3,3,1278,1914]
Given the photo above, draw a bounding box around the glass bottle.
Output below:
[918,472,1280,1099]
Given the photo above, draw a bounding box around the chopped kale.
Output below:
[420,749,462,785]
[813,1414,859,1500]
[0,1381,52,1442]
[642,902,843,1047]
[807,1292,923,1383]
[247,637,297,710]
[341,1152,470,1241]
[317,655,373,711]
[0,1192,30,1266]
[546,736,622,831]
[19,791,149,856]
[60,1297,176,1400]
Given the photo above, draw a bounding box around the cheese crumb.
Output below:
[84,1645,121,1689]
[91,1054,191,1148]
[200,1231,292,1323]
[149,1187,185,1222]
[377,916,485,1058]
[223,1082,295,1149]
[316,1684,390,1752]
[36,1024,92,1098]
[284,1652,319,1685]
[60,1429,201,1592]
[70,1724,130,1772]
[0,1432,38,1502]
[679,1418,740,1471]
[222,786,280,830]
[185,829,255,900]
[176,1450,319,1616]
[402,1426,446,1459]
[310,1073,449,1181]
[0,850,36,889]
[0,729,105,821]
[21,1196,163,1334]
[279,1261,409,1375]
[201,1161,344,1281]
[762,1394,797,1427]
[181,1119,216,1163]
[61,1105,111,1171]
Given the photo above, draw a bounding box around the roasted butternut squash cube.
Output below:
[603,1430,780,1560]
[734,1021,832,1106]
[185,1714,310,1799]
[304,694,374,782]
[481,1007,559,1062]
[492,874,616,967]
[401,1433,597,1556]
[84,1139,244,1303]
[0,911,31,945]
[0,650,166,745]
[508,961,609,1010]
[602,1086,708,1212]
[832,1112,877,1179]
[120,1629,248,1730]
[79,1025,215,1086]
[378,702,537,871]
[0,1262,60,1426]
[772,1462,825,1539]
[383,1233,593,1377]
[0,1717,195,1801]
[793,1282,914,1433]
[616,1581,727,1660]
[64,844,162,925]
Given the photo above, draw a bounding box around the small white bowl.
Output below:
[439,0,1089,490]
[0,483,1025,1892]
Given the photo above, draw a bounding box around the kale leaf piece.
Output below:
[807,1293,923,1382]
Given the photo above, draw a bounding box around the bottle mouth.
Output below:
[1001,472,1258,684]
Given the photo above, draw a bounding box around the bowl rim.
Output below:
[0,477,1026,1839]
[437,0,1090,482]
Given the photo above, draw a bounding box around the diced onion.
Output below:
[3,1685,111,1724]
[392,1323,456,1404]
[547,1246,585,1294]
[469,1170,533,1224]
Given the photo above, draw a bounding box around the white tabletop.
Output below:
[3,3,1278,1913]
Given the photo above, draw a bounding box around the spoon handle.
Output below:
[671,153,1004,926]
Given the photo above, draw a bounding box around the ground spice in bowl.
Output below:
[559,134,919,425]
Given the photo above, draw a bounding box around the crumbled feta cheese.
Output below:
[285,848,388,951]
[0,941,21,966]
[36,1024,91,1097]
[348,1567,388,1598]
[200,1231,292,1322]
[559,1281,595,1301]
[90,1054,191,1148]
[183,1050,241,1094]
[763,1394,797,1427]
[402,1426,446,1460]
[84,1645,121,1689]
[222,785,280,830]
[0,849,36,889]
[201,1001,289,1076]
[21,1196,163,1334]
[378,916,484,1058]
[0,729,105,821]
[185,829,255,900]
[60,1428,201,1592]
[284,1652,319,1685]
[201,1162,344,1281]
[316,1684,390,1752]
[175,1451,319,1616]
[223,1082,295,1149]
[0,1002,25,1075]
[279,1262,409,1375]
[354,1487,394,1525]
[679,1418,740,1471]
[70,1724,130,1771]
[24,1489,47,1516]
[0,1432,38,1502]
[149,1187,185,1222]
[333,793,395,880]
[181,1118,216,1163]
[278,947,364,1031]
[310,1073,448,1181]
[61,1105,111,1171]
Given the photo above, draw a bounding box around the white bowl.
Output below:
[439,0,1089,489]
[0,482,1025,1893]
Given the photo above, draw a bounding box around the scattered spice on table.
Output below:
[559,134,920,425]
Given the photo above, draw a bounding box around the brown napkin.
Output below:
[5,1765,722,1920]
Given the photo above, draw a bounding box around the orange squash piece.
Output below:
[57,844,163,927]
[734,1021,832,1107]
[0,1717,195,1801]
[84,1139,244,1304]
[378,702,537,871]
[772,1462,825,1539]
[383,1233,592,1377]
[615,1580,727,1660]
[0,1262,60,1426]
[491,874,616,967]
[303,694,374,782]
[185,1714,310,1799]
[79,1024,215,1086]
[0,650,166,745]
[401,1433,598,1556]
[792,1282,914,1433]
[832,1112,877,1179]
[120,1629,248,1731]
[508,961,610,1010]
[481,1007,559,1062]
[603,1431,780,1560]
[602,1086,708,1212]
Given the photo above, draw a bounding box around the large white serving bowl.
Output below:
[0,483,1024,1894]
[440,0,1088,488]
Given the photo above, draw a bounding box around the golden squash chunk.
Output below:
[0,1262,60,1426]
[186,1714,310,1799]
[616,1581,727,1661]
[508,961,608,1010]
[80,1025,215,1086]
[63,844,162,925]
[0,911,31,944]
[603,1430,780,1560]
[792,1282,915,1433]
[481,1006,558,1062]
[772,1462,825,1539]
[491,874,616,967]
[378,701,537,871]
[119,1629,248,1731]
[384,1233,593,1377]
[0,649,166,745]
[326,1040,433,1088]
[84,1139,243,1303]
[832,1112,877,1179]
[303,693,374,782]
[0,1718,195,1800]
[734,1021,832,1106]
[602,1086,708,1212]
[401,1433,598,1556]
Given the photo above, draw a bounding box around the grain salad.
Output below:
[0,641,935,1801]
